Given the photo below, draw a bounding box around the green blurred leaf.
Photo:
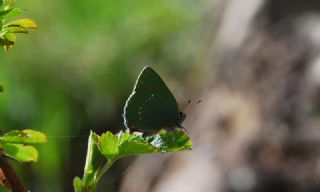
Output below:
[2,32,15,51]
[0,8,23,19]
[0,33,14,46]
[0,185,10,192]
[2,143,38,162]
[0,129,47,144]
[0,83,3,92]
[4,32,15,41]
[3,26,27,33]
[5,18,36,28]
[4,18,36,32]
[0,0,15,10]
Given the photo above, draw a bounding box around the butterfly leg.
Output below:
[175,123,187,132]
[128,128,139,134]
[176,125,188,134]
[142,130,160,137]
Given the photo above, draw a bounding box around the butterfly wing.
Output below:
[123,66,181,132]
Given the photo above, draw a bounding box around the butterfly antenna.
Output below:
[182,99,192,111]
[182,99,202,111]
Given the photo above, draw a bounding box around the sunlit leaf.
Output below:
[0,129,47,144]
[97,132,119,160]
[4,19,37,30]
[97,129,192,161]
[3,26,27,33]
[117,132,159,156]
[2,143,38,162]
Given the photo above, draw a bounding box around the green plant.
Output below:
[0,0,36,52]
[0,0,46,191]
[73,130,192,192]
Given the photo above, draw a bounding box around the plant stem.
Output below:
[95,158,117,184]
[0,157,27,192]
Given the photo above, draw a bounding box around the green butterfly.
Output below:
[123,66,186,133]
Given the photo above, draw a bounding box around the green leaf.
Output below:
[0,129,47,144]
[3,26,27,33]
[2,143,38,162]
[146,129,193,152]
[117,132,159,156]
[82,131,104,185]
[0,8,23,19]
[4,18,36,30]
[75,129,192,191]
[73,131,105,192]
[98,129,192,160]
[0,33,15,46]
[1,32,15,51]
[3,18,36,35]
[0,0,15,7]
[0,0,15,10]
[0,84,3,92]
[98,132,119,160]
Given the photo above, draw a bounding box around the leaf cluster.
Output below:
[73,129,192,192]
[0,129,47,162]
[0,0,36,51]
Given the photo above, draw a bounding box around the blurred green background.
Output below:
[0,0,208,191]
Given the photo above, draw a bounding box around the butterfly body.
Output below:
[123,66,185,132]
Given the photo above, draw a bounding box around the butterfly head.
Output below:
[176,111,186,128]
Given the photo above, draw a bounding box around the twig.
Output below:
[0,157,27,192]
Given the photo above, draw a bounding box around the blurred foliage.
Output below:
[0,0,207,191]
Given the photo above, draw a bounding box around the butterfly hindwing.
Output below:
[123,66,181,132]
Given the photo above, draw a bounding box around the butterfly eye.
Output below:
[179,112,186,121]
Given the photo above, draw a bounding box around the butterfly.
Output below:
[123,66,186,133]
